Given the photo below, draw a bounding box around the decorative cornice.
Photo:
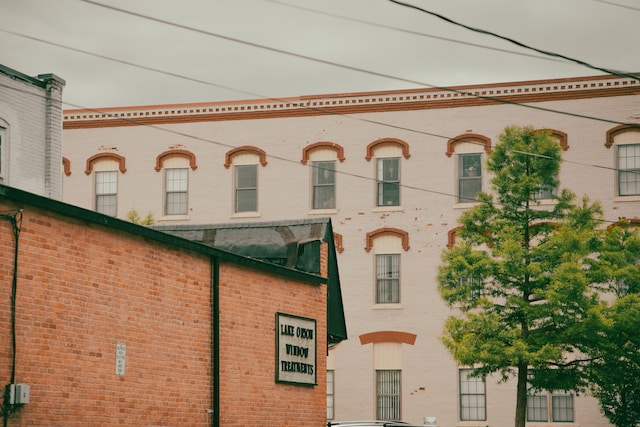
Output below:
[63,75,640,130]
[85,152,127,175]
[155,149,198,171]
[365,227,410,252]
[359,331,417,345]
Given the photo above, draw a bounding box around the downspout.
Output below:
[210,257,220,427]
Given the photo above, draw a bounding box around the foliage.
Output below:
[126,209,155,225]
[582,295,640,427]
[437,126,604,427]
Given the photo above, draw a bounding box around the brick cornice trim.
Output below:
[365,138,410,161]
[224,146,267,168]
[365,227,410,252]
[155,149,198,171]
[85,152,126,175]
[359,331,417,345]
[300,141,345,164]
[446,133,492,157]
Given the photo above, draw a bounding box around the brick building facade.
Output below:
[0,64,65,199]
[61,74,640,426]
[0,184,338,426]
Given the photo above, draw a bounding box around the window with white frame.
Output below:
[459,368,486,421]
[377,369,401,421]
[95,170,118,216]
[312,160,336,210]
[374,342,402,421]
[376,254,400,304]
[458,153,482,203]
[165,168,188,215]
[618,143,640,196]
[377,157,400,207]
[327,369,335,420]
[235,164,258,213]
[527,390,574,422]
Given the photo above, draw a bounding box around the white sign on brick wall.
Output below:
[276,313,316,386]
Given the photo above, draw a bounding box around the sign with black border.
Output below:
[276,312,317,386]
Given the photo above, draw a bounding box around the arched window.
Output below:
[155,150,197,216]
[302,142,344,211]
[224,146,267,215]
[365,138,410,209]
[606,126,640,197]
[447,134,491,204]
[366,228,409,305]
[85,152,126,216]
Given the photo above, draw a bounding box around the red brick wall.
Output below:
[218,262,327,427]
[0,201,327,426]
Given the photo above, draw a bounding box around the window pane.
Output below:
[327,370,335,420]
[235,165,257,212]
[618,144,640,196]
[95,171,117,216]
[377,158,400,206]
[459,369,486,421]
[376,254,400,304]
[458,154,482,203]
[165,168,188,215]
[313,161,335,209]
[527,395,548,422]
[552,395,574,422]
[376,370,401,421]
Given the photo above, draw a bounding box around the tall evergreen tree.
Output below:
[438,126,602,427]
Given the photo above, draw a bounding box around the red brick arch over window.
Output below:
[224,145,268,168]
[62,157,71,176]
[300,141,345,164]
[605,125,640,148]
[607,217,640,230]
[365,227,410,252]
[359,331,417,346]
[365,138,410,161]
[84,152,126,175]
[536,129,569,150]
[154,149,198,172]
[447,226,464,249]
[446,133,492,157]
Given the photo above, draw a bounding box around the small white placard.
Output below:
[115,342,126,376]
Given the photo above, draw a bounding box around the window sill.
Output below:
[453,202,480,209]
[372,206,403,213]
[309,208,337,215]
[614,195,640,202]
[232,211,261,219]
[372,303,403,310]
[524,423,577,427]
[157,214,190,222]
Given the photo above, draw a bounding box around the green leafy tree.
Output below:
[580,221,640,427]
[437,126,603,427]
[582,295,640,427]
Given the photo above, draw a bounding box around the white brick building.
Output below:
[62,74,640,427]
[0,64,65,199]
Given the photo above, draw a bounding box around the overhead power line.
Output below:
[593,0,640,12]
[388,0,640,83]
[265,0,564,64]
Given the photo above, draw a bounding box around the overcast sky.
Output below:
[1,0,638,109]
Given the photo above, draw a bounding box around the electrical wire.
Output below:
[387,0,640,83]
[1,27,637,131]
[593,0,640,12]
[264,0,564,64]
